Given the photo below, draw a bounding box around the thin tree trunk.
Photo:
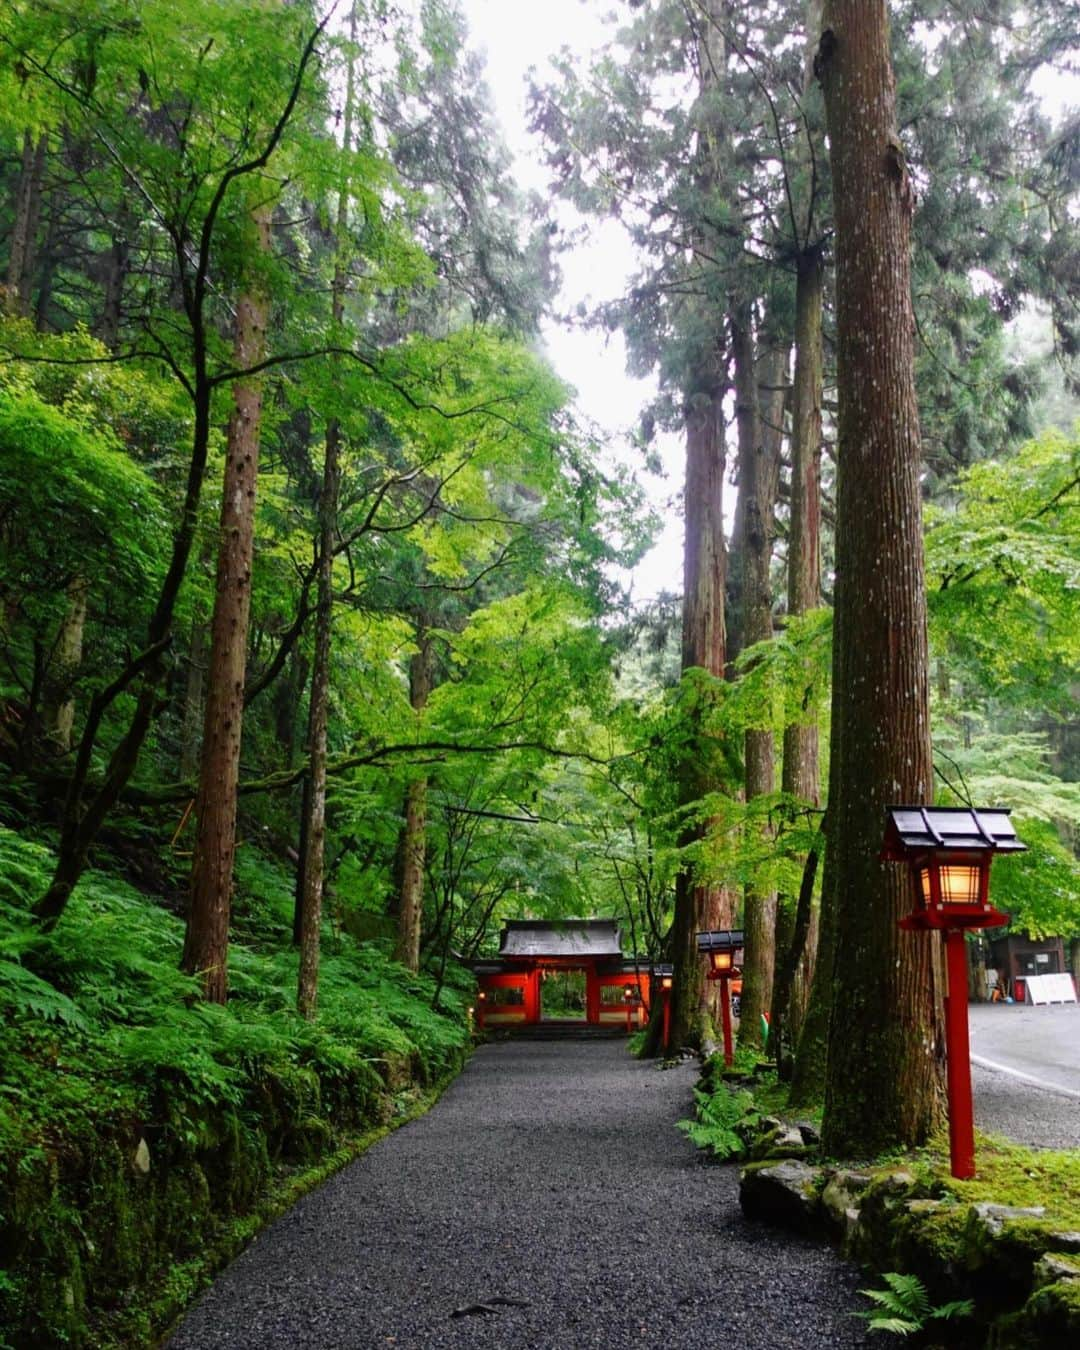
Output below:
[34,200,60,332]
[297,0,361,1013]
[94,212,132,349]
[296,428,338,1015]
[182,203,271,1003]
[6,132,46,316]
[42,576,89,752]
[734,316,783,1052]
[179,549,211,783]
[395,634,434,972]
[776,247,825,1068]
[817,0,945,1155]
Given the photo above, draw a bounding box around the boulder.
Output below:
[964,1204,1056,1293]
[1033,1252,1080,1290]
[820,1169,873,1247]
[747,1123,810,1161]
[739,1159,822,1234]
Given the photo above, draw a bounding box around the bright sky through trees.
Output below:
[464,0,686,602]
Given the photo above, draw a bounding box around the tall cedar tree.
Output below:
[666,0,733,1054]
[777,0,826,1084]
[182,203,271,1003]
[816,1,945,1154]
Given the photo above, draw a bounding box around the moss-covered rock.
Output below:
[739,1159,823,1233]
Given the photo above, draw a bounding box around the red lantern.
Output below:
[882,806,1025,1179]
[881,806,1022,931]
[697,930,744,1067]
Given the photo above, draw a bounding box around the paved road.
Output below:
[169,1041,872,1350]
[969,1002,1080,1151]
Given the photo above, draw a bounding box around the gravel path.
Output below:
[169,1039,873,1349]
[969,1003,1080,1151]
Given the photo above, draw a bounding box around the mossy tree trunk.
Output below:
[817,0,945,1155]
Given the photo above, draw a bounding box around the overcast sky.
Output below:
[462,0,686,603]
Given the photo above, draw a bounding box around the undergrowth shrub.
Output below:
[678,1085,762,1162]
[0,827,471,1347]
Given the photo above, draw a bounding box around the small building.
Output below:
[465,919,661,1032]
[989,933,1070,1004]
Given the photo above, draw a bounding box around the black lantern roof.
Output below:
[696,929,745,952]
[882,806,1026,858]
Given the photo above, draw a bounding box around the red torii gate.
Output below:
[465,919,667,1033]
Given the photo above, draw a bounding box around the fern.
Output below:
[855,1272,974,1336]
[677,1086,760,1161]
[0,959,89,1030]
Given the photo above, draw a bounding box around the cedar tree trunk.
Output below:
[7,132,46,316]
[775,246,824,1069]
[817,1,945,1155]
[395,634,434,973]
[182,204,271,1003]
[734,316,783,1052]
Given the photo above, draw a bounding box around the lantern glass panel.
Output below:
[714,951,732,972]
[939,863,981,906]
[919,867,932,904]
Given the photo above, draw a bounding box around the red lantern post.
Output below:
[882,806,1025,1179]
[698,931,745,1067]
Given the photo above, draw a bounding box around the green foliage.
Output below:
[854,1272,974,1337]
[677,1084,762,1162]
[927,427,1080,712]
[0,827,469,1153]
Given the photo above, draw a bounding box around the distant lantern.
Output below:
[697,930,744,1068]
[653,963,674,1052]
[882,805,1026,1180]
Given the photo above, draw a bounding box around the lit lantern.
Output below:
[881,806,1023,932]
[881,805,1026,1179]
[653,964,674,1051]
[697,930,745,1067]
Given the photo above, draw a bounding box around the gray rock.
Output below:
[968,1201,1047,1239]
[1033,1252,1080,1290]
[1048,1231,1080,1254]
[740,1159,823,1234]
[797,1122,821,1146]
[876,1168,917,1196]
[820,1170,873,1245]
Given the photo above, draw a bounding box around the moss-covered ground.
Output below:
[0,827,472,1349]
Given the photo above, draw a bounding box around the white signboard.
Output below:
[1024,973,1078,1005]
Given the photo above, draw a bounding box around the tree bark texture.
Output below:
[297,421,339,1016]
[94,211,132,349]
[667,0,732,1054]
[777,247,825,1055]
[734,317,782,1051]
[42,576,89,752]
[817,1,945,1154]
[6,131,46,316]
[182,204,271,1003]
[395,635,434,973]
